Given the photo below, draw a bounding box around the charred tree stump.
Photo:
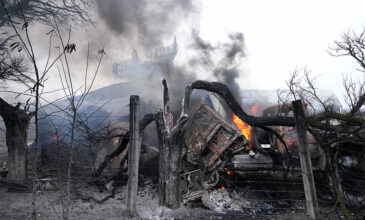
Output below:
[292,100,319,220]
[155,79,187,209]
[126,95,141,216]
[93,131,130,178]
[154,110,169,206]
[165,117,187,209]
[0,98,34,181]
[93,113,154,179]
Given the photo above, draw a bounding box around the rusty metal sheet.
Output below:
[185,104,249,170]
[276,126,317,155]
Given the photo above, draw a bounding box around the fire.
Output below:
[226,170,235,176]
[232,105,259,147]
[252,104,259,116]
[233,114,252,143]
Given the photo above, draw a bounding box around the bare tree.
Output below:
[47,17,105,217]
[0,0,93,179]
[269,30,365,220]
[179,36,365,217]
[0,98,34,180]
[0,2,95,219]
[0,0,92,52]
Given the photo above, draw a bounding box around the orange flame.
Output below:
[233,114,252,143]
[232,105,259,148]
[226,171,235,176]
[252,104,259,116]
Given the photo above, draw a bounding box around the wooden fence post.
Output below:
[292,100,319,219]
[126,95,140,217]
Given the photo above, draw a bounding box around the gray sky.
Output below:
[2,0,365,139]
[38,0,365,106]
[4,0,365,107]
[195,0,365,104]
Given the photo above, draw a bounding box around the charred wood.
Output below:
[0,179,31,192]
[184,80,365,145]
[186,80,365,130]
[76,187,117,204]
[93,131,130,178]
[165,117,187,209]
[184,81,293,160]
[186,80,296,127]
[139,113,154,133]
[154,110,168,205]
[292,100,319,219]
[157,79,187,209]
[93,113,155,179]
[126,95,140,216]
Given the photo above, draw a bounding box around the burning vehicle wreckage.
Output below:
[182,100,364,210]
[180,97,325,204]
[89,79,365,212]
[1,79,362,218]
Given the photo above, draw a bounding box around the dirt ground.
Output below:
[0,189,305,220]
[0,181,357,220]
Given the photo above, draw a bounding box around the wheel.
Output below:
[200,170,220,189]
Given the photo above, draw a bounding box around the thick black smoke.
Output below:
[96,0,196,50]
[131,30,246,112]
[190,31,245,104]
[44,1,245,119]
[78,1,245,110]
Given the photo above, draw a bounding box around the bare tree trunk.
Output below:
[65,110,76,220]
[6,122,28,180]
[0,98,32,181]
[326,147,353,220]
[6,126,28,180]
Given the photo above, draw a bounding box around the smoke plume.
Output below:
[190,30,246,104]
[96,0,196,50]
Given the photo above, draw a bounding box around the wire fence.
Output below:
[0,140,364,219]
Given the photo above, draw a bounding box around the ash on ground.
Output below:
[0,175,361,220]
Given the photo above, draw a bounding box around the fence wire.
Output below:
[0,140,364,219]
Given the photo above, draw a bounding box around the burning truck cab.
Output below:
[184,104,249,172]
[181,93,326,199]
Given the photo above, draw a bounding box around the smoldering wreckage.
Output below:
[0,0,364,219]
[2,76,364,219]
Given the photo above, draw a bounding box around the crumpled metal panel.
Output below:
[230,153,273,171]
[184,104,249,170]
[276,126,318,155]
